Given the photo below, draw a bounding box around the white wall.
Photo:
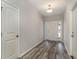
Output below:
[19,1,43,57]
[43,15,64,41]
[64,9,71,55]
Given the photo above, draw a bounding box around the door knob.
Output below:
[71,34,74,37]
[71,32,74,38]
[16,35,19,38]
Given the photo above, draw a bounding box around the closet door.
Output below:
[1,2,19,59]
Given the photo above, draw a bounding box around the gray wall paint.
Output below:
[19,1,43,56]
[64,10,71,54]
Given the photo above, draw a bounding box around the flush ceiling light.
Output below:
[46,3,53,13]
[46,8,53,13]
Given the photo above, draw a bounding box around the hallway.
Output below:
[1,0,77,59]
[21,40,70,59]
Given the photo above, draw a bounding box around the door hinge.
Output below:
[1,6,3,11]
[1,32,2,37]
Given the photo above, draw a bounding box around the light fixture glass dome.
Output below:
[46,8,53,13]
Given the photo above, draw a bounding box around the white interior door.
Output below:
[72,4,77,59]
[45,21,63,41]
[1,2,19,59]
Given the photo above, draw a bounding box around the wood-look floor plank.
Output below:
[21,40,70,59]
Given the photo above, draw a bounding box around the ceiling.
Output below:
[2,0,73,16]
[29,0,66,16]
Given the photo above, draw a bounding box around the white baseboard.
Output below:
[65,46,70,55]
[18,40,44,58]
[64,45,71,59]
[45,38,63,41]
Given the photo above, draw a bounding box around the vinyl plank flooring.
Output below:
[21,40,70,59]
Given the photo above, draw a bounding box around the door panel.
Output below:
[6,39,17,57]
[1,2,19,59]
[45,21,63,41]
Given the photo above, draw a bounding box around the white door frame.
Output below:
[1,1,20,59]
[69,1,77,56]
